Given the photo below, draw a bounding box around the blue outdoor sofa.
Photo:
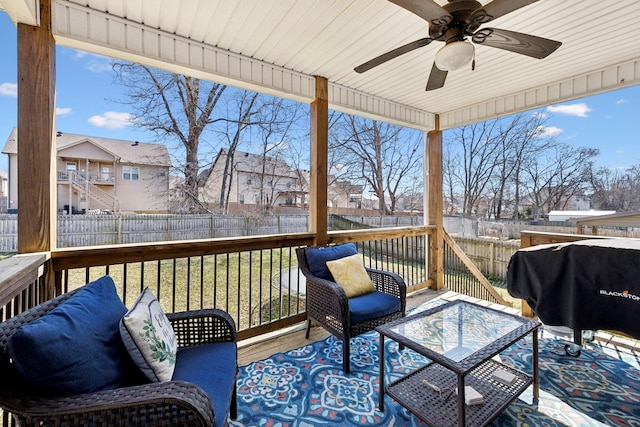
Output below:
[0,275,237,427]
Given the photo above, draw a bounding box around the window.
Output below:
[239,194,245,204]
[123,166,139,180]
[66,162,77,171]
[101,166,111,181]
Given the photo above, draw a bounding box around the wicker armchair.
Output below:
[0,287,237,427]
[296,244,406,373]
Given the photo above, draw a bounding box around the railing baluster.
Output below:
[186,257,192,312]
[171,259,177,313]
[200,255,205,310]
[236,252,241,329]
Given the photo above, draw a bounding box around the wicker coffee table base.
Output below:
[385,359,532,427]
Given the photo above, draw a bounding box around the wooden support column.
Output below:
[17,0,58,301]
[309,76,328,246]
[17,0,56,254]
[427,115,444,289]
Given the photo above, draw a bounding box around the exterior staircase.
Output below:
[69,171,120,212]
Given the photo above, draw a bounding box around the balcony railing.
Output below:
[57,170,115,184]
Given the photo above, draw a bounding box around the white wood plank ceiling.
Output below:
[2,0,640,130]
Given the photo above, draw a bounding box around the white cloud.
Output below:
[546,103,593,117]
[68,49,112,72]
[56,107,72,116]
[0,82,17,98]
[534,125,563,138]
[88,111,134,129]
[532,111,548,119]
[87,59,113,73]
[616,98,629,104]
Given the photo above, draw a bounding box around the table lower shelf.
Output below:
[386,359,532,427]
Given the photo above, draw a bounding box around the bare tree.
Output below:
[523,144,599,218]
[113,64,226,212]
[589,163,640,211]
[443,139,460,215]
[250,98,304,211]
[445,121,502,217]
[218,91,261,213]
[491,113,554,219]
[331,116,422,215]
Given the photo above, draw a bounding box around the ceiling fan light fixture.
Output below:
[434,41,475,71]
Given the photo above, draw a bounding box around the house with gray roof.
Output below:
[2,128,171,213]
[198,149,303,213]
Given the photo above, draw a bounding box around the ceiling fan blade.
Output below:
[471,0,539,25]
[425,62,447,91]
[472,28,561,59]
[388,0,452,26]
[354,38,433,73]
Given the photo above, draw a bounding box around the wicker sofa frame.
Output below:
[0,287,237,427]
[296,246,407,373]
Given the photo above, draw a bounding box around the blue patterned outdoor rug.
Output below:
[231,304,640,427]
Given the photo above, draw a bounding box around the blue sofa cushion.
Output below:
[8,276,140,396]
[349,291,401,324]
[172,342,237,427]
[305,243,358,281]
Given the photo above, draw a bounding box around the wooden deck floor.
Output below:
[238,288,640,366]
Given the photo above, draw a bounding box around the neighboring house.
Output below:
[328,177,363,209]
[395,193,424,213]
[2,128,171,213]
[199,149,302,212]
[519,191,592,220]
[0,169,7,213]
[548,209,616,223]
[296,170,364,210]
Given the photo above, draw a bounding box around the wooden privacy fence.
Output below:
[0,214,310,251]
[452,237,521,281]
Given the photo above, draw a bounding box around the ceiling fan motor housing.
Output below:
[429,0,483,42]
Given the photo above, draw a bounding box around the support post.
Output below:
[309,76,329,246]
[17,0,56,254]
[17,0,57,300]
[427,116,444,289]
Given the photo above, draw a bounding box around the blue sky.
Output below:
[1,11,639,173]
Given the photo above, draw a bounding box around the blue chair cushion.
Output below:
[172,342,236,427]
[8,276,141,396]
[305,243,358,281]
[349,291,401,324]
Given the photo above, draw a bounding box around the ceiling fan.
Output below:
[354,0,562,91]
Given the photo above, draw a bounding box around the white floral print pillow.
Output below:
[120,288,177,382]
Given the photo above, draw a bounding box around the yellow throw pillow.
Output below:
[325,253,376,298]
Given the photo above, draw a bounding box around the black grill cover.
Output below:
[507,238,640,339]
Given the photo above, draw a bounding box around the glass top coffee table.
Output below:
[377,299,540,427]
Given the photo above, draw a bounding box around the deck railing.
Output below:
[1,226,514,337]
[443,231,507,305]
[0,253,49,322]
[33,226,431,340]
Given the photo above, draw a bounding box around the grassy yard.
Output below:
[64,249,305,331]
